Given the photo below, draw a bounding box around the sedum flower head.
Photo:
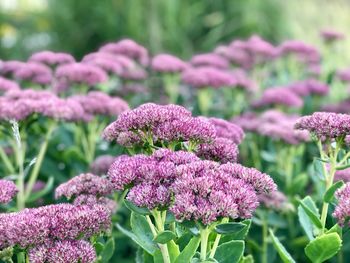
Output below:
[14,62,52,85]
[29,51,75,67]
[196,138,239,163]
[99,39,149,66]
[333,183,350,226]
[190,53,229,69]
[295,112,350,139]
[151,54,188,73]
[90,155,116,175]
[0,180,18,204]
[29,239,96,263]
[0,77,20,92]
[170,160,259,224]
[288,79,329,97]
[181,66,235,89]
[102,103,216,146]
[206,117,245,144]
[55,173,113,199]
[252,87,303,109]
[73,194,118,214]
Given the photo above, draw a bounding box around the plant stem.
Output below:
[151,210,171,263]
[200,227,210,261]
[0,146,15,174]
[24,122,56,200]
[320,143,339,234]
[209,218,228,258]
[262,216,268,263]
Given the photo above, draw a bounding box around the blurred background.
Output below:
[0,0,350,61]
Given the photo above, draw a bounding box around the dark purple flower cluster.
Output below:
[29,51,75,67]
[295,112,350,139]
[0,180,18,204]
[55,173,113,199]
[333,183,350,226]
[151,54,188,73]
[252,87,303,109]
[103,103,216,147]
[29,239,96,263]
[0,203,111,249]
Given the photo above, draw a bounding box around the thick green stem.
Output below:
[209,218,228,258]
[25,122,56,200]
[151,210,171,263]
[200,227,210,261]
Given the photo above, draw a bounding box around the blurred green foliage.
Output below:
[0,0,287,60]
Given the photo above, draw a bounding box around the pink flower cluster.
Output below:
[0,180,18,204]
[54,63,108,93]
[233,110,310,144]
[71,91,129,117]
[108,149,276,224]
[99,39,149,66]
[0,203,111,249]
[90,155,116,175]
[29,239,96,263]
[151,54,188,73]
[288,79,329,97]
[55,173,113,199]
[171,161,276,224]
[333,183,350,226]
[0,89,88,121]
[103,103,216,146]
[29,51,75,67]
[295,112,350,139]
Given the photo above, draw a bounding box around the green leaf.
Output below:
[298,196,320,240]
[269,230,296,263]
[215,222,247,235]
[220,220,251,243]
[175,236,201,263]
[214,240,244,263]
[165,212,176,224]
[124,199,151,215]
[298,197,322,229]
[305,233,342,263]
[326,224,342,235]
[324,181,344,203]
[116,212,158,255]
[94,242,104,254]
[313,158,326,180]
[26,177,54,202]
[168,240,180,262]
[101,238,115,262]
[153,230,176,244]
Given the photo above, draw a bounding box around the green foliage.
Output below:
[298,196,321,240]
[269,230,296,263]
[214,240,245,263]
[305,233,342,263]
